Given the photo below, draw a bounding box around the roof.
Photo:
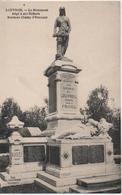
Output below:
[18,127,42,137]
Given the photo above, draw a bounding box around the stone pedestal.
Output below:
[0,132,47,186]
[8,132,23,166]
[35,137,120,192]
[42,60,81,137]
[35,59,121,193]
[46,137,117,179]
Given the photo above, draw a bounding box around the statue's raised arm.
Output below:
[53,7,71,60]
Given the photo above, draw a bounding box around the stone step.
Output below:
[0,172,22,182]
[37,171,76,187]
[37,171,60,186]
[0,177,7,188]
[34,178,69,193]
[77,174,121,188]
[0,172,9,181]
[69,184,121,193]
[0,172,36,187]
[0,171,37,181]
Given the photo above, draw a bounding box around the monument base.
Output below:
[45,137,118,177]
[35,170,120,193]
[0,162,44,187]
[35,137,120,192]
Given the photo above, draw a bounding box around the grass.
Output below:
[0,183,50,193]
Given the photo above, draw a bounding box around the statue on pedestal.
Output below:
[53,7,71,60]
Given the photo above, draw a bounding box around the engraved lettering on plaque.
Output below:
[11,145,23,165]
[60,73,77,113]
[72,146,88,165]
[24,145,45,162]
[72,145,104,165]
[88,145,104,163]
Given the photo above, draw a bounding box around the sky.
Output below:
[0,1,120,111]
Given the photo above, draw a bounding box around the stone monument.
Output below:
[0,116,47,187]
[41,61,81,137]
[36,7,121,193]
[0,7,120,193]
[41,8,81,137]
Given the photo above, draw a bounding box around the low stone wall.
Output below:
[0,133,47,186]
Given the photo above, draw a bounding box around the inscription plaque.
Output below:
[49,146,60,166]
[88,145,104,163]
[60,73,77,113]
[72,146,88,165]
[24,145,45,162]
[11,145,23,165]
[72,145,104,165]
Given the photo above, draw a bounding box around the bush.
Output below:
[0,143,9,153]
[0,155,9,172]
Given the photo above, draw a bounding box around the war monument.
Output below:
[0,6,120,193]
[37,7,121,192]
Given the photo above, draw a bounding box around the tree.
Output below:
[109,108,121,154]
[0,98,22,128]
[87,85,111,121]
[22,105,47,130]
[86,86,121,154]
[112,108,121,130]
